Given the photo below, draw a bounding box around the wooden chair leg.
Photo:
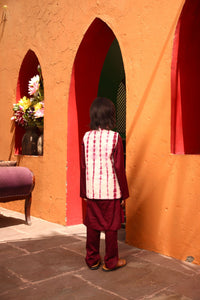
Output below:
[25,194,32,225]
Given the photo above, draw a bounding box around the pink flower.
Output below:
[34,108,44,118]
[28,75,40,95]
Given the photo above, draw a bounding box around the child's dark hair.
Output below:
[90,97,116,130]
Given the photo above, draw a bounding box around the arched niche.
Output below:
[67,18,126,225]
[98,38,126,159]
[15,50,43,155]
[171,0,200,154]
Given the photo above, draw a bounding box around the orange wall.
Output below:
[2,0,199,265]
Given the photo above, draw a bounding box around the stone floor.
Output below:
[1,207,200,299]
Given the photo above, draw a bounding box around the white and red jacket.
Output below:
[80,129,129,200]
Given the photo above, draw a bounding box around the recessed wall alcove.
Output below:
[171,0,200,154]
[67,18,126,225]
[98,38,126,161]
[15,50,43,155]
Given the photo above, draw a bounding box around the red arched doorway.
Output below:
[171,0,200,154]
[66,18,116,225]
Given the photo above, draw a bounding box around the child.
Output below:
[80,97,129,271]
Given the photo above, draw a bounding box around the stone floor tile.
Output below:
[1,208,200,300]
[2,247,84,282]
[0,226,29,242]
[0,266,24,294]
[135,250,200,276]
[62,240,86,257]
[0,273,122,300]
[170,274,200,300]
[78,255,194,299]
[149,290,191,300]
[79,262,164,299]
[0,243,27,263]
[118,241,142,257]
[8,235,81,253]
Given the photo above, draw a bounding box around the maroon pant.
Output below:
[85,227,119,269]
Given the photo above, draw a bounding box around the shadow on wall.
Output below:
[0,5,7,41]
[126,3,182,144]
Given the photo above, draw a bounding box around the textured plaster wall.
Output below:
[2,0,200,265]
[0,0,137,225]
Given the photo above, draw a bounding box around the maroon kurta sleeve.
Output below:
[80,141,86,198]
[113,135,129,200]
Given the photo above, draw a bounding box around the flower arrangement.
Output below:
[11,65,44,128]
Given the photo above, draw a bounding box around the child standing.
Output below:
[80,97,129,271]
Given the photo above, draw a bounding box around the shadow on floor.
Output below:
[0,214,26,228]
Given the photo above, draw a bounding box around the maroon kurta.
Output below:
[84,199,124,231]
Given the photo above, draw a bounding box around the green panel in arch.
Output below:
[98,38,126,139]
